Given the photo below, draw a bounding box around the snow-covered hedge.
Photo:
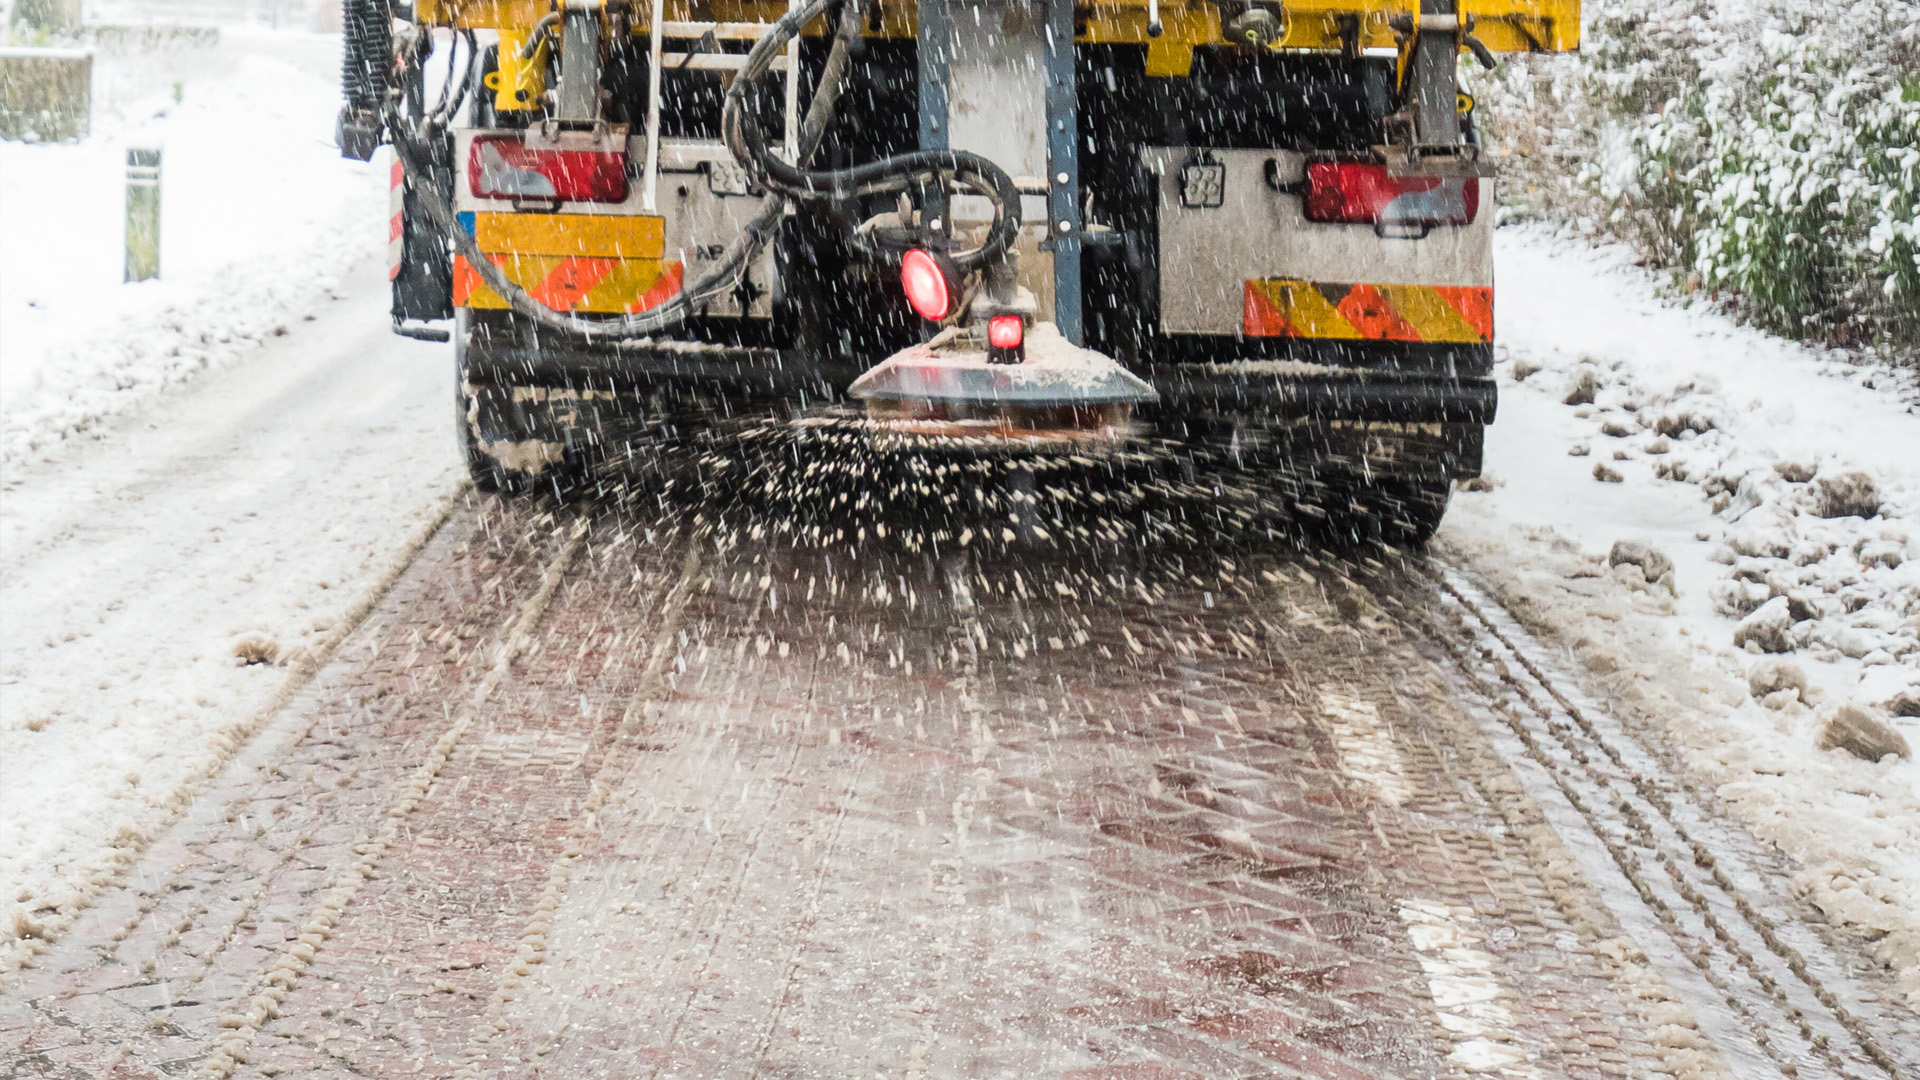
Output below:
[1478,0,1920,352]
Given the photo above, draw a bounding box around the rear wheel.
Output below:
[455,310,575,494]
[1303,476,1452,550]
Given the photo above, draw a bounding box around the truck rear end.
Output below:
[346,0,1579,543]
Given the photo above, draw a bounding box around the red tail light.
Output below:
[1302,161,1478,229]
[987,314,1024,349]
[901,249,958,321]
[469,135,629,204]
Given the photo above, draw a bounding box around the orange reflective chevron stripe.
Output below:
[1332,283,1422,342]
[1243,281,1296,337]
[1242,279,1492,344]
[1433,285,1494,341]
[453,253,680,315]
[526,256,620,311]
[630,262,684,313]
[1377,284,1482,343]
[1245,280,1362,339]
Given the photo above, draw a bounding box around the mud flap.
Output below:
[393,132,454,324]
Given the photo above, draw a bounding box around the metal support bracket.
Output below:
[917,0,951,240]
[917,0,950,153]
[557,5,601,123]
[1044,0,1081,345]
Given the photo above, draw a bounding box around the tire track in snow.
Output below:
[1402,562,1915,1079]
[446,540,703,1080]
[0,484,466,980]
[190,520,584,1080]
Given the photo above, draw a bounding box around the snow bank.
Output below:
[1475,0,1919,351]
[1444,225,1920,1004]
[0,29,386,469]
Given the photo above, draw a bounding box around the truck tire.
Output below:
[455,311,575,494]
[1308,477,1452,550]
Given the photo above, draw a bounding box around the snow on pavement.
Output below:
[0,256,458,972]
[0,29,388,468]
[1444,225,1920,1005]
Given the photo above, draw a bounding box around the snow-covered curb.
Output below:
[0,31,386,471]
[1444,226,1920,1005]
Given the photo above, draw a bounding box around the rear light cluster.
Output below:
[1302,161,1478,230]
[469,135,628,204]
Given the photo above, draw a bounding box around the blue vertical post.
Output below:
[1044,0,1082,343]
[917,0,951,258]
[917,0,949,153]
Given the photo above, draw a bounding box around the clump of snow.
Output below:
[1815,703,1913,764]
[0,29,386,469]
[1444,226,1920,1005]
[1609,539,1674,591]
[1745,658,1807,704]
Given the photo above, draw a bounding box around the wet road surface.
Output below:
[4,438,1915,1080]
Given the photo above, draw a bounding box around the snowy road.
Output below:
[2,206,1917,1077]
[4,457,1915,1078]
[0,257,460,964]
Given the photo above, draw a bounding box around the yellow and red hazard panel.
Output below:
[452,211,683,314]
[1244,280,1492,344]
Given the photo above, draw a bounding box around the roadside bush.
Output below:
[1477,0,1920,354]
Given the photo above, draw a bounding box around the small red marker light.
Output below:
[901,248,954,321]
[987,314,1024,349]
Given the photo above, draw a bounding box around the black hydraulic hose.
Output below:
[719,0,1020,272]
[521,13,560,58]
[430,29,476,127]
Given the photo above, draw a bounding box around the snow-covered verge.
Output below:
[1444,225,1920,1006]
[0,28,387,469]
[1473,0,1919,354]
[0,257,461,975]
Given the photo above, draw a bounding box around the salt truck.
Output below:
[340,0,1579,543]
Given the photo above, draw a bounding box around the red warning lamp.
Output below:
[901,248,959,321]
[986,314,1026,363]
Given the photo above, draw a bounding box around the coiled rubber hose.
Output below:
[340,0,391,127]
[385,0,1020,343]
[718,0,1020,273]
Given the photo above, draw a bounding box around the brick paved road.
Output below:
[2,445,1910,1079]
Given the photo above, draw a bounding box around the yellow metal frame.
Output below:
[416,0,1579,70]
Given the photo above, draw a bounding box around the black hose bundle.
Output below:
[337,0,392,160]
[718,0,1021,273]
[384,0,1021,342]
